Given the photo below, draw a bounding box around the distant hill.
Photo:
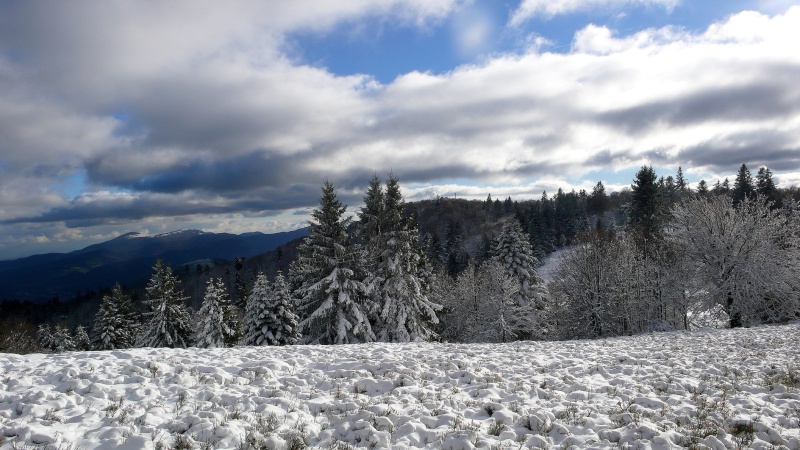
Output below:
[0,229,308,302]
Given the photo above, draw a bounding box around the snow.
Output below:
[2,324,799,449]
[538,247,568,283]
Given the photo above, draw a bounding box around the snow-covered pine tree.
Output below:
[51,324,75,353]
[137,259,193,348]
[360,173,385,250]
[367,174,441,342]
[37,324,53,352]
[92,282,138,350]
[73,325,91,351]
[291,181,374,344]
[193,278,241,348]
[358,174,386,324]
[271,273,301,345]
[243,272,271,345]
[243,273,300,346]
[492,219,545,338]
[243,273,272,346]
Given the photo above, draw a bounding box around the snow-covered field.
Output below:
[2,325,799,450]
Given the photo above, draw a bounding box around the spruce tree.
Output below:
[92,283,138,350]
[244,273,300,346]
[493,220,543,302]
[586,181,610,217]
[193,278,240,348]
[369,175,441,342]
[697,180,709,195]
[676,166,687,191]
[629,165,662,238]
[137,259,193,348]
[37,324,53,352]
[492,219,545,339]
[732,163,755,206]
[243,273,272,345]
[291,181,374,344]
[233,257,248,308]
[51,324,75,353]
[360,173,385,248]
[73,325,91,351]
[756,166,778,204]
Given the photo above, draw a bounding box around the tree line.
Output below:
[8,163,800,353]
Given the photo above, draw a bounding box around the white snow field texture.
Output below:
[1,324,799,449]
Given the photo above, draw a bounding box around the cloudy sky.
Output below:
[1,0,800,259]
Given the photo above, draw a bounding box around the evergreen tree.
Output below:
[368,175,441,342]
[628,165,662,238]
[676,166,687,191]
[233,257,247,308]
[696,180,709,195]
[492,219,544,339]
[37,324,53,352]
[732,163,755,205]
[291,181,374,344]
[244,273,300,346]
[586,181,611,217]
[193,278,241,348]
[73,325,91,351]
[51,324,75,353]
[360,173,385,246]
[441,221,467,276]
[756,166,778,204]
[137,259,193,348]
[92,283,138,350]
[713,178,731,194]
[243,273,272,345]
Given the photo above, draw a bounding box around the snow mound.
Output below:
[1,324,799,449]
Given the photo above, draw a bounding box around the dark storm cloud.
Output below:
[597,79,800,135]
[89,151,298,194]
[676,139,800,172]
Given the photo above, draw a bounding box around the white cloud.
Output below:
[510,0,680,25]
[2,3,800,256]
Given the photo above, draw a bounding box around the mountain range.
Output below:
[0,229,308,302]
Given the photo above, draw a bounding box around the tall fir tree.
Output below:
[243,273,272,345]
[193,278,241,348]
[586,181,611,217]
[291,181,374,344]
[233,257,248,308]
[492,219,545,339]
[368,175,441,342]
[756,166,778,204]
[360,173,385,249]
[628,165,662,238]
[732,163,755,206]
[676,166,687,191]
[92,282,138,350]
[137,259,193,348]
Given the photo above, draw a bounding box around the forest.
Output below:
[1,163,799,353]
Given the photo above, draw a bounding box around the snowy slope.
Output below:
[1,324,799,449]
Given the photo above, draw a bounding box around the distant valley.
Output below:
[0,228,308,302]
